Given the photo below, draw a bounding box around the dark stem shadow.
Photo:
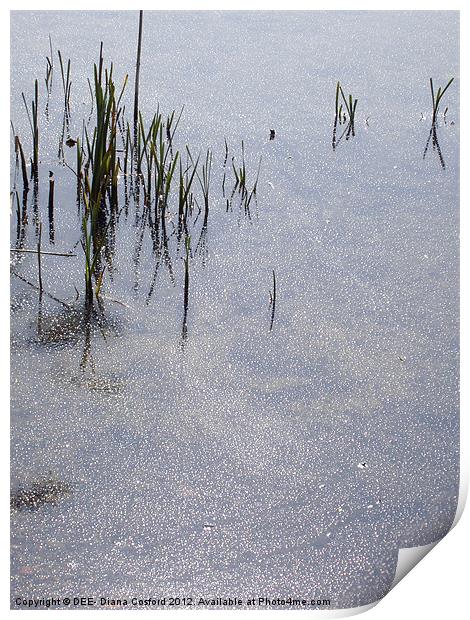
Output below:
[423,123,446,170]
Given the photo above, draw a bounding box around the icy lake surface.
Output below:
[10,11,459,609]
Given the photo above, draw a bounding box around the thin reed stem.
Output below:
[133,10,143,136]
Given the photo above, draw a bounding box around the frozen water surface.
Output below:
[10,11,459,609]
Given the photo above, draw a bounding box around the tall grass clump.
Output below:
[11,19,272,341]
[81,46,128,304]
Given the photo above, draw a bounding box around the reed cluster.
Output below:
[430,77,454,125]
[229,141,261,214]
[332,81,358,149]
[423,78,454,169]
[335,81,358,126]
[79,46,128,303]
[13,8,270,324]
[13,12,460,356]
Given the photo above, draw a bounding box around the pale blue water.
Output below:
[10,11,459,609]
